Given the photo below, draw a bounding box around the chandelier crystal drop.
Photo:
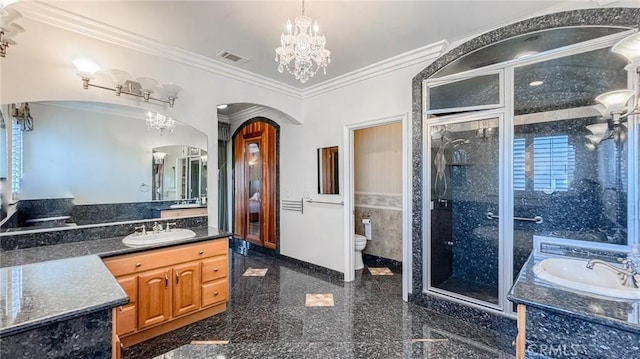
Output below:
[146,112,175,135]
[275,0,330,83]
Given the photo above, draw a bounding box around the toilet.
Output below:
[354,219,372,270]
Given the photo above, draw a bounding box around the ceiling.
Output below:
[41,0,578,89]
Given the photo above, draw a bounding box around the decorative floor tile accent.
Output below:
[243,268,268,277]
[190,340,229,345]
[368,267,393,276]
[305,293,335,307]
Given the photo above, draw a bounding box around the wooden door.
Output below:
[233,121,277,249]
[173,262,201,317]
[137,268,171,329]
[115,275,137,336]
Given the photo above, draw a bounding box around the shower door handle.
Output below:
[485,212,543,224]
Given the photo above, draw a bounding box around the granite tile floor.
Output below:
[122,251,515,359]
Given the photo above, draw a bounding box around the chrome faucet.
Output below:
[152,222,163,233]
[166,222,177,232]
[586,258,639,288]
[134,224,147,235]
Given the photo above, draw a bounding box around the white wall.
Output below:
[354,122,402,194]
[21,102,207,204]
[278,63,430,273]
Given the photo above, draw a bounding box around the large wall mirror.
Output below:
[0,101,208,232]
[317,146,339,194]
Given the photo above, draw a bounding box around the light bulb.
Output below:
[72,58,100,78]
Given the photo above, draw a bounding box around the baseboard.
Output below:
[362,253,402,273]
[277,254,344,280]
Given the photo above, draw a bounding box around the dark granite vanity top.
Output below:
[0,226,230,337]
[508,254,640,333]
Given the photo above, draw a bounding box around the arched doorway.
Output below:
[232,118,279,250]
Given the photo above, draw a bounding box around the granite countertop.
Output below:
[0,226,230,268]
[0,226,230,337]
[508,253,640,334]
[0,255,128,337]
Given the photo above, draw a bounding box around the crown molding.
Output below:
[15,1,303,99]
[15,1,454,103]
[301,40,448,99]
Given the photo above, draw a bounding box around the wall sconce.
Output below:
[0,7,24,58]
[72,58,182,108]
[588,31,640,148]
[597,32,640,119]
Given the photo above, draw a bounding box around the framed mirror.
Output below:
[317,146,339,194]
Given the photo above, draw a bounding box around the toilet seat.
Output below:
[354,234,367,244]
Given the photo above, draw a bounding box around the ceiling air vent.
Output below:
[216,50,249,65]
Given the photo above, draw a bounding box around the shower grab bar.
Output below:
[306,199,344,206]
[485,212,543,224]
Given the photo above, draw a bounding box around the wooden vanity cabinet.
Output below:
[104,238,228,355]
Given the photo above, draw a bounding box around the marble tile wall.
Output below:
[410,7,640,332]
[1,199,185,230]
[0,215,207,251]
[354,193,402,262]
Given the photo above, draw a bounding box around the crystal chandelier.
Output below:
[275,0,330,83]
[146,112,175,135]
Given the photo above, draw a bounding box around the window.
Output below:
[513,138,526,191]
[513,135,575,192]
[11,120,22,199]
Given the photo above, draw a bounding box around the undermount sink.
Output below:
[169,203,202,209]
[122,229,197,247]
[533,258,640,300]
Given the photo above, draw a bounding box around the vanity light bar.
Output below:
[79,77,179,108]
[72,58,180,108]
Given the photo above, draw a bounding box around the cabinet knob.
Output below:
[214,291,219,296]
[135,262,141,267]
[118,306,123,311]
[213,268,219,272]
[199,250,204,255]
[120,342,124,348]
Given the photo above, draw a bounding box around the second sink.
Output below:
[533,257,640,300]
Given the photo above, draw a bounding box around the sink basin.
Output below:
[169,203,202,209]
[533,258,640,300]
[122,229,197,247]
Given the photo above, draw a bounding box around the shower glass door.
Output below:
[428,115,501,307]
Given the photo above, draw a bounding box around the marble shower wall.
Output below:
[354,193,402,262]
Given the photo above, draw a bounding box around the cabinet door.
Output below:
[115,275,137,336]
[138,268,171,329]
[173,262,201,317]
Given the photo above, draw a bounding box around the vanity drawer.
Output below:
[201,279,228,307]
[104,239,227,276]
[201,256,228,283]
